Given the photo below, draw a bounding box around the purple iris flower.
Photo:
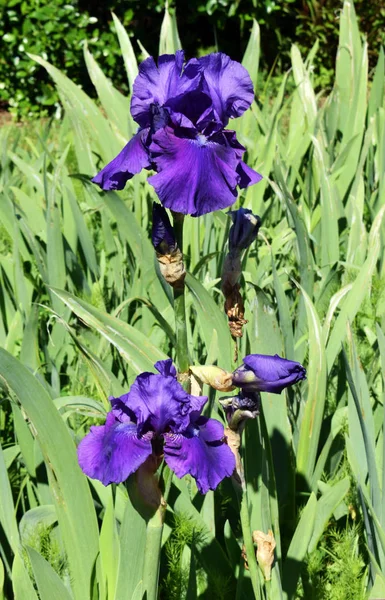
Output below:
[228,207,261,255]
[77,359,235,494]
[92,50,262,217]
[232,354,306,394]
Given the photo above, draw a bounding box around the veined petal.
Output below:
[131,51,201,128]
[77,413,152,485]
[118,372,191,435]
[164,416,235,494]
[154,358,177,378]
[199,53,254,126]
[148,127,241,216]
[92,128,150,191]
[236,161,262,188]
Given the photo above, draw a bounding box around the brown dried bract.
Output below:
[156,248,186,289]
[223,282,248,338]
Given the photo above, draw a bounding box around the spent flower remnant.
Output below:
[92,51,262,216]
[232,353,306,394]
[78,359,235,494]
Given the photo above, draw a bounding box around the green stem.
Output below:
[172,212,189,375]
[142,502,166,600]
[265,579,272,600]
[240,487,262,600]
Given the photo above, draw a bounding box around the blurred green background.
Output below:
[1,0,385,118]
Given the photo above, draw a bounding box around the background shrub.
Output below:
[0,0,384,118]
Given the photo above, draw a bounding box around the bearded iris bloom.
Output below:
[92,51,261,217]
[78,359,235,493]
[232,354,306,394]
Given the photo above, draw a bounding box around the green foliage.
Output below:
[300,524,367,600]
[0,2,385,599]
[1,0,385,117]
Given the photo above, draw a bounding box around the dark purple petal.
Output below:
[154,358,177,378]
[77,413,152,485]
[131,51,201,128]
[198,53,254,126]
[117,372,191,435]
[148,127,241,216]
[152,204,176,254]
[92,128,150,191]
[228,207,261,254]
[233,354,306,394]
[163,417,235,494]
[236,161,262,188]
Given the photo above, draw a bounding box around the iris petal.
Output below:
[131,51,201,128]
[198,53,254,126]
[77,413,152,485]
[92,128,150,191]
[164,416,235,494]
[117,372,192,435]
[148,127,241,216]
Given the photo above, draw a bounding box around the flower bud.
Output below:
[152,203,186,288]
[189,365,235,392]
[228,208,261,256]
[152,202,177,254]
[232,354,306,394]
[253,529,276,581]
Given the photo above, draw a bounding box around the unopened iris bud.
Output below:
[232,353,306,394]
[190,365,235,392]
[253,530,276,581]
[152,202,185,288]
[228,207,261,256]
[219,391,260,431]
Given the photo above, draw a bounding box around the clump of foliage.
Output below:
[1,0,384,117]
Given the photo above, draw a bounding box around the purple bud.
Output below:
[152,203,176,254]
[228,208,261,255]
[232,353,306,395]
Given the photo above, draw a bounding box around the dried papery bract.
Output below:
[253,529,276,581]
[221,209,261,338]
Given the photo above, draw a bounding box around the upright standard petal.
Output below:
[92,128,150,191]
[163,417,235,494]
[118,372,192,435]
[148,127,240,216]
[233,353,306,394]
[131,51,201,128]
[154,358,177,378]
[77,413,152,485]
[199,53,254,126]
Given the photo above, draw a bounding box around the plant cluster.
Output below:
[0,2,385,599]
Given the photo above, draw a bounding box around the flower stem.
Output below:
[142,502,166,600]
[172,212,189,375]
[240,487,262,600]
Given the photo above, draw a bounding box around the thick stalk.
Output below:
[239,489,262,600]
[142,503,166,600]
[172,212,189,374]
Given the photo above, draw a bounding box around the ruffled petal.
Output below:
[154,358,177,378]
[92,128,150,191]
[148,127,241,216]
[164,417,235,494]
[199,53,254,126]
[117,373,191,435]
[236,161,262,188]
[131,51,201,128]
[77,413,152,485]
